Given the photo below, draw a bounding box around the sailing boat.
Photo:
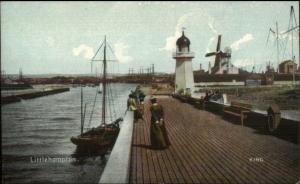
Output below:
[71,36,122,155]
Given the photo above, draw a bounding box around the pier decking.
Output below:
[129,96,299,184]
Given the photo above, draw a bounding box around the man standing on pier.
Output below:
[150,97,171,149]
[127,94,138,122]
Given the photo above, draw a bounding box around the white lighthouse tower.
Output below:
[173,30,195,95]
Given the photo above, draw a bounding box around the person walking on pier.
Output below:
[150,97,171,149]
[133,86,145,120]
[127,94,138,122]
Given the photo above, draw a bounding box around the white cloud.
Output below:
[72,44,95,60]
[159,12,194,52]
[278,33,298,41]
[208,17,218,35]
[114,42,133,63]
[230,33,254,51]
[160,12,219,53]
[206,37,215,53]
[232,58,255,67]
[205,17,219,54]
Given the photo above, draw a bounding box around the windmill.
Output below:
[205,35,222,73]
[205,35,237,74]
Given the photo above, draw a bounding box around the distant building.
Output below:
[278,60,297,74]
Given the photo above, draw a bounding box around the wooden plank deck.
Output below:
[129,96,299,184]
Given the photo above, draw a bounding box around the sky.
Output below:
[1,1,299,75]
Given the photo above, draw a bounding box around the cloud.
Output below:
[159,12,194,52]
[230,33,254,51]
[205,17,220,54]
[72,44,95,60]
[278,33,298,41]
[206,37,215,53]
[160,12,218,53]
[208,17,218,35]
[114,42,133,63]
[232,58,255,67]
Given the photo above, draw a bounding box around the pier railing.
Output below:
[99,111,134,184]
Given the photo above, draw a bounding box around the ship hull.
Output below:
[71,119,122,155]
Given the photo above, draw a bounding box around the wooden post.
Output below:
[241,113,244,126]
[81,87,83,135]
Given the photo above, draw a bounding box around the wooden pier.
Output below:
[129,96,299,184]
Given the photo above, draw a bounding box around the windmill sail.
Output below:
[205,35,223,74]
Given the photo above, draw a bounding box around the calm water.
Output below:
[2,83,136,184]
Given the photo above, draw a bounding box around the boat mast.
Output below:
[276,21,279,72]
[290,6,296,85]
[81,87,83,134]
[102,36,107,125]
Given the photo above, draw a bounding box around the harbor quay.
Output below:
[1,86,70,105]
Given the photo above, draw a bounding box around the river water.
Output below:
[2,83,136,184]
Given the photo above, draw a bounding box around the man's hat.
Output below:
[150,96,157,103]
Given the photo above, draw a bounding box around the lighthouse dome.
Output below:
[176,31,190,52]
[176,31,190,47]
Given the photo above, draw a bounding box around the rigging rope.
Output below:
[281,11,293,61]
[107,84,113,123]
[108,82,117,120]
[91,42,104,61]
[107,43,118,61]
[88,40,122,125]
[87,88,98,128]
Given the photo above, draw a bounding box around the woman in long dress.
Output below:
[150,97,170,149]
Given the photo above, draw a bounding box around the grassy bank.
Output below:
[226,85,300,110]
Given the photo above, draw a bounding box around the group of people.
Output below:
[127,86,170,149]
[203,90,223,102]
[127,86,146,121]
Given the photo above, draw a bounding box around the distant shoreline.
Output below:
[1,73,299,86]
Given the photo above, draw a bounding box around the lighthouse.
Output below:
[173,30,195,95]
